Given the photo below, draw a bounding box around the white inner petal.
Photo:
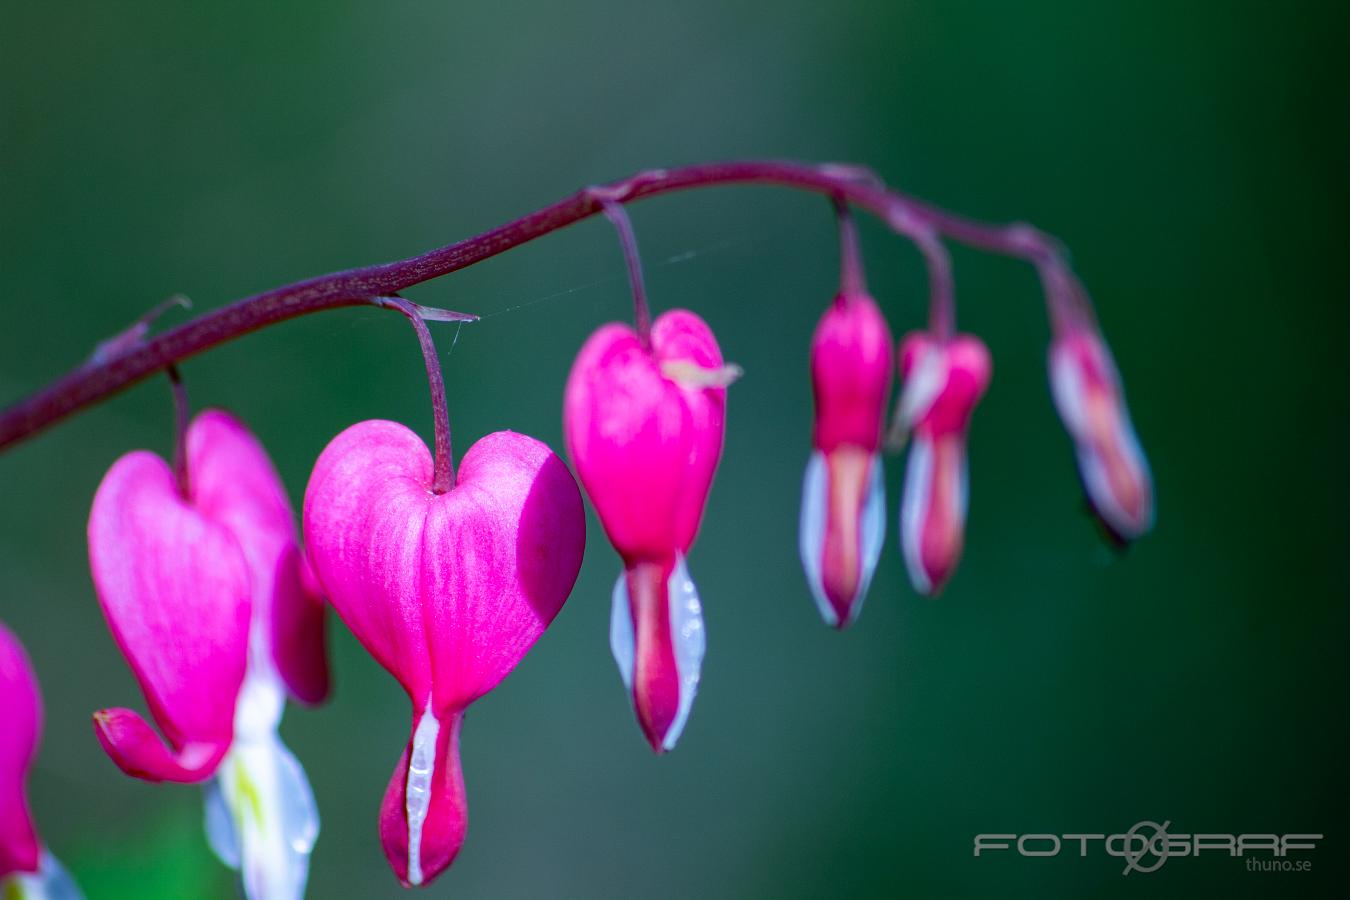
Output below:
[2,849,84,900]
[850,453,887,626]
[901,438,934,595]
[797,451,837,627]
[405,703,440,887]
[609,571,636,691]
[203,663,319,900]
[664,554,706,751]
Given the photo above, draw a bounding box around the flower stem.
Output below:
[377,298,455,492]
[166,365,190,497]
[596,198,652,347]
[0,160,1079,452]
[833,198,867,299]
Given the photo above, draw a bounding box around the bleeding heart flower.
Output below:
[800,291,893,628]
[88,410,323,899]
[1048,329,1154,542]
[894,332,992,595]
[303,420,585,887]
[1,621,82,899]
[563,309,731,753]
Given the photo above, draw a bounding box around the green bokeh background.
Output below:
[1,1,1344,897]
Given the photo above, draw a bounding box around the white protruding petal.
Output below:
[898,346,945,430]
[851,453,887,626]
[609,571,635,691]
[664,554,705,751]
[405,704,440,887]
[798,451,837,627]
[900,437,934,595]
[204,663,318,900]
[204,777,241,868]
[2,850,84,900]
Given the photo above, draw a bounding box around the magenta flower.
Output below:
[563,309,730,753]
[800,291,893,628]
[1048,328,1154,541]
[303,421,585,887]
[894,332,992,595]
[0,622,81,899]
[88,410,324,899]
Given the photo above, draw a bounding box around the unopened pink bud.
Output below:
[800,293,893,627]
[895,332,991,595]
[1048,330,1154,541]
[564,309,726,752]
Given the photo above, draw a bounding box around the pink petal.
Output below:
[900,434,969,596]
[92,708,229,783]
[799,449,886,628]
[563,310,726,562]
[88,450,251,775]
[810,293,893,452]
[0,622,41,877]
[188,410,330,704]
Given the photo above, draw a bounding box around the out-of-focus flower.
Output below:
[1048,329,1154,542]
[304,421,585,887]
[88,410,323,899]
[1,621,82,899]
[564,310,732,754]
[800,291,893,628]
[894,332,992,595]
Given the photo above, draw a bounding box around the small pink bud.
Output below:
[0,622,41,878]
[564,310,726,752]
[800,293,893,628]
[303,421,584,887]
[895,332,991,595]
[1048,329,1154,541]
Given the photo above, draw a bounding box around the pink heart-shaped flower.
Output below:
[88,450,253,782]
[564,309,727,753]
[303,420,584,887]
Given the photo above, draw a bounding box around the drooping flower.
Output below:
[800,292,893,628]
[88,409,324,899]
[303,421,585,887]
[894,332,992,595]
[0,622,82,900]
[563,309,732,753]
[1048,328,1154,542]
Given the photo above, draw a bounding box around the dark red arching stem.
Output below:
[596,197,652,347]
[833,197,867,300]
[909,229,956,341]
[166,364,190,497]
[0,160,1079,452]
[377,298,455,493]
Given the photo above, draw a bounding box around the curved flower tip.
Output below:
[800,293,893,627]
[1048,330,1154,542]
[0,622,41,878]
[92,709,227,783]
[88,450,252,782]
[564,310,727,751]
[304,420,584,884]
[896,332,992,596]
[187,410,331,705]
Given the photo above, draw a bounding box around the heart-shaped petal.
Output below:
[303,420,584,886]
[563,310,726,562]
[188,410,330,705]
[88,451,251,782]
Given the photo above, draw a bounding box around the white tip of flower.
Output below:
[609,555,706,751]
[1,850,84,900]
[798,451,887,627]
[204,728,319,900]
[405,704,440,887]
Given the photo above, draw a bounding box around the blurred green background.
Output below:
[1,1,1345,897]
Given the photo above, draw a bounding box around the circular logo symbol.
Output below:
[1120,820,1172,875]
